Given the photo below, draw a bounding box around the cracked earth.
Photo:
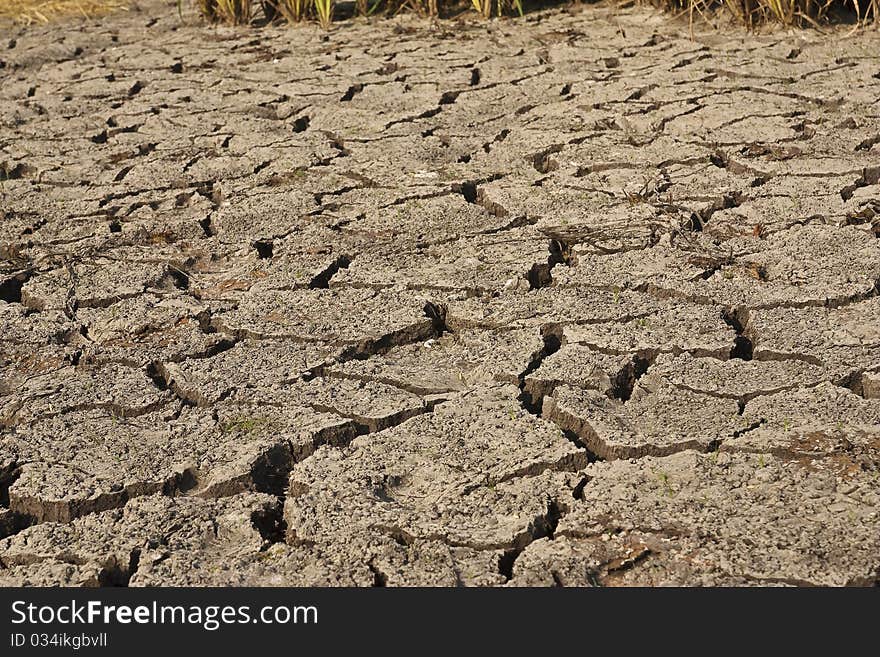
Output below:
[1,1,879,587]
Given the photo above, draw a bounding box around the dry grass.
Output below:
[263,0,310,22]
[248,0,525,24]
[199,0,877,27]
[0,0,127,24]
[658,0,880,27]
[313,0,331,26]
[198,0,252,23]
[0,0,874,31]
[471,0,523,18]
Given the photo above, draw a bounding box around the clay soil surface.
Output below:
[1,1,879,586]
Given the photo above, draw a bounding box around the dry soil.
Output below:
[1,1,879,586]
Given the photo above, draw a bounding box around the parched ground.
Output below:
[1,1,879,587]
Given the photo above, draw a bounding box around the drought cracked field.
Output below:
[1,1,879,587]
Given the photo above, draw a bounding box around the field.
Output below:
[0,0,879,586]
[0,0,125,23]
